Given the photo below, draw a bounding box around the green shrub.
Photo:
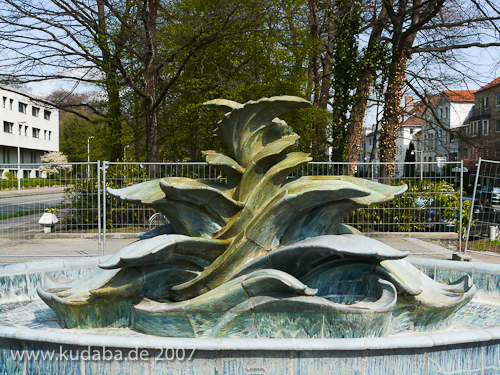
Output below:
[345,179,463,233]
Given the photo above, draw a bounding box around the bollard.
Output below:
[38,213,59,234]
[490,225,498,241]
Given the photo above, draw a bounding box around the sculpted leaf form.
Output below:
[38,96,476,337]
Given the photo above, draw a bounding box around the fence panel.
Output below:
[340,161,464,246]
[465,158,500,256]
[103,160,464,251]
[101,162,226,252]
[0,162,101,262]
[1,160,466,263]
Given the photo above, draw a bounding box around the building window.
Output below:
[481,96,489,111]
[18,124,22,135]
[44,130,47,139]
[18,102,27,113]
[32,106,40,117]
[410,128,414,134]
[471,121,479,135]
[30,151,37,163]
[48,131,52,140]
[483,119,489,135]
[24,126,28,136]
[2,97,6,108]
[496,119,500,133]
[32,128,40,138]
[44,110,51,120]
[3,121,13,133]
[9,99,13,110]
[2,148,10,163]
[496,93,500,107]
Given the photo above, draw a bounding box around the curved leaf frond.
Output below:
[206,96,311,166]
[160,178,243,223]
[202,150,244,189]
[100,234,230,270]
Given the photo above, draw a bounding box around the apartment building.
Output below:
[1,85,59,178]
[418,90,474,174]
[460,77,500,168]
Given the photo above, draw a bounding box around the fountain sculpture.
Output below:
[37,96,476,338]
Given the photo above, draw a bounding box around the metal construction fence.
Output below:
[465,158,500,255]
[0,160,473,262]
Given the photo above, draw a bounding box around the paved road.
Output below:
[0,212,42,231]
[0,188,66,235]
[0,192,64,216]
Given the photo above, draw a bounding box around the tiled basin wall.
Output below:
[1,257,500,375]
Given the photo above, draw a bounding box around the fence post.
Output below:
[465,158,482,254]
[459,160,463,253]
[102,161,108,256]
[97,161,101,257]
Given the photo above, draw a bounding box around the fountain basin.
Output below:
[1,256,500,374]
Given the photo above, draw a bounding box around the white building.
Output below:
[359,96,425,177]
[1,85,59,178]
[418,90,474,174]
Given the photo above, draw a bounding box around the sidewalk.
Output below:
[0,238,134,265]
[1,235,499,265]
[0,186,68,198]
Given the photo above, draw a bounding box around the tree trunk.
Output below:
[142,0,160,162]
[344,7,387,175]
[345,71,373,175]
[306,0,327,161]
[378,53,408,178]
[97,0,123,161]
[145,98,159,162]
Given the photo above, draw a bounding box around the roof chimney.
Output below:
[404,96,414,112]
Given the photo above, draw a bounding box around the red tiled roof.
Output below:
[400,93,440,126]
[400,117,422,126]
[443,90,475,102]
[476,77,500,93]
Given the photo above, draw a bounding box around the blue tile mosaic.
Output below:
[217,350,296,375]
[364,349,427,375]
[427,345,483,375]
[0,338,25,375]
[1,261,500,374]
[483,342,500,375]
[151,350,217,375]
[0,274,28,304]
[297,350,363,375]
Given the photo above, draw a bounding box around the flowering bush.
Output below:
[39,152,73,175]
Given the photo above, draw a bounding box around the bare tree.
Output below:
[0,0,268,161]
[377,0,500,177]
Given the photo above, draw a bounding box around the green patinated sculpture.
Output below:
[38,96,476,338]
